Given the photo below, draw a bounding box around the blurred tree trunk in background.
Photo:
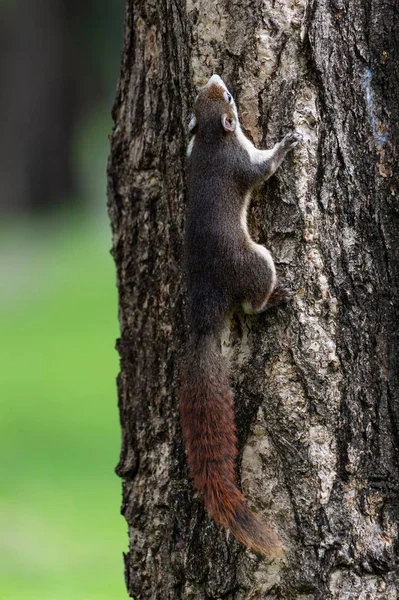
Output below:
[108,1,399,598]
[0,0,77,214]
[0,0,123,215]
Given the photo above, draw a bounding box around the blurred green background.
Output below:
[0,2,127,598]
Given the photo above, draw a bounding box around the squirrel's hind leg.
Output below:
[239,248,276,314]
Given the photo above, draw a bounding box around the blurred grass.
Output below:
[0,214,127,599]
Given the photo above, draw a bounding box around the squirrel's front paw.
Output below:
[282,131,303,149]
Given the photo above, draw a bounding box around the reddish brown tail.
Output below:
[179,334,283,557]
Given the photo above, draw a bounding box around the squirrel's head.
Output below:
[189,75,238,140]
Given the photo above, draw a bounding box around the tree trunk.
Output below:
[107,1,399,598]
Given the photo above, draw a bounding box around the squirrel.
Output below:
[179,74,302,557]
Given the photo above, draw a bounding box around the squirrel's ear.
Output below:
[188,114,197,134]
[221,114,236,133]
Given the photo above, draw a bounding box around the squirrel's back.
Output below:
[180,74,287,558]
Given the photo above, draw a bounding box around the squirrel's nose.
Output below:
[206,74,227,89]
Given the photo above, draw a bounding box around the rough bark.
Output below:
[107,1,399,598]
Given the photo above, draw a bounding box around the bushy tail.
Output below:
[179,334,283,557]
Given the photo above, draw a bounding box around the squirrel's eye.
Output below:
[224,90,232,103]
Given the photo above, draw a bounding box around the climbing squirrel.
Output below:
[179,74,302,557]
